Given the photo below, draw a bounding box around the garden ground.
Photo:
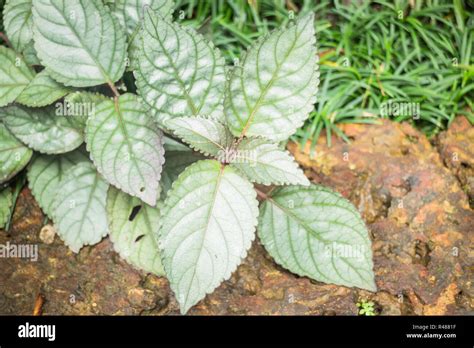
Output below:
[1,117,472,315]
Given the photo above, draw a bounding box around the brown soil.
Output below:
[0,118,472,315]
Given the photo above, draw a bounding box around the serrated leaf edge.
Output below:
[258,185,376,292]
[231,137,310,186]
[2,105,84,155]
[15,71,72,108]
[134,10,226,122]
[106,186,165,276]
[224,13,320,141]
[166,115,229,158]
[158,160,259,313]
[0,187,13,228]
[51,163,109,253]
[32,0,127,87]
[84,96,166,206]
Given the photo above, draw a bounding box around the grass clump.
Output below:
[175,0,474,151]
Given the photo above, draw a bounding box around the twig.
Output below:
[33,294,45,316]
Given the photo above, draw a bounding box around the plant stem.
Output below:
[255,187,268,200]
[107,81,120,98]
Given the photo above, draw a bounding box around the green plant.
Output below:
[357,299,377,316]
[172,0,474,151]
[0,0,375,314]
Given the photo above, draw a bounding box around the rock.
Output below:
[0,119,472,315]
[39,224,55,244]
[436,116,474,208]
[127,288,156,309]
[288,119,473,315]
[373,291,401,315]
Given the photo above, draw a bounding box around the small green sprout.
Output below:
[357,299,377,316]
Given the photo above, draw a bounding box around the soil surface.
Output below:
[0,118,472,315]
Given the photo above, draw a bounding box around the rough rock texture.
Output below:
[0,119,472,315]
[436,116,474,208]
[288,119,473,315]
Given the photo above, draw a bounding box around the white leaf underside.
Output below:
[225,14,320,141]
[258,185,376,291]
[135,9,226,127]
[159,159,259,313]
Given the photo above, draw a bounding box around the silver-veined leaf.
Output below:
[3,0,33,52]
[16,70,72,107]
[52,161,109,252]
[22,41,41,66]
[225,14,319,141]
[231,137,309,186]
[258,185,376,291]
[166,116,233,157]
[112,0,174,70]
[0,122,33,183]
[111,0,174,35]
[85,93,164,205]
[0,104,84,154]
[161,135,204,195]
[126,28,141,70]
[0,187,13,229]
[135,8,225,126]
[32,0,127,87]
[107,186,164,275]
[0,46,34,107]
[159,160,259,313]
[63,91,109,131]
[160,149,203,196]
[27,148,89,217]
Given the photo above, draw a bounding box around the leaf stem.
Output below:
[255,187,268,200]
[107,81,120,98]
